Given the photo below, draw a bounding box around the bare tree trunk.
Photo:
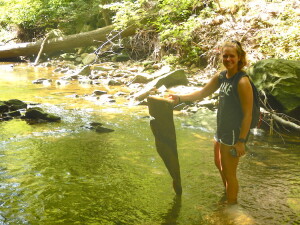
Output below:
[0,25,137,59]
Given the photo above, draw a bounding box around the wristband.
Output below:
[238,138,246,143]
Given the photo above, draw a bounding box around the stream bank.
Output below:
[4,55,300,136]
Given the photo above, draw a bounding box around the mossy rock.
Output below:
[44,114,61,122]
[25,107,45,119]
[247,59,300,113]
[95,126,114,133]
[25,107,61,122]
[4,99,27,110]
[0,101,9,113]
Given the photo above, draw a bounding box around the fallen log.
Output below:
[0,25,137,59]
[261,108,300,133]
[147,96,182,195]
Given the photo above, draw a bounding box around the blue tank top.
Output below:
[216,71,247,138]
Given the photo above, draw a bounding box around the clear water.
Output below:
[0,63,299,225]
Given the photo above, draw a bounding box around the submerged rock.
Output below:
[32,78,52,84]
[93,90,107,96]
[95,126,114,133]
[82,122,114,133]
[24,107,61,122]
[90,122,103,127]
[56,80,70,85]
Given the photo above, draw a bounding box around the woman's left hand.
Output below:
[168,94,180,105]
[233,142,246,157]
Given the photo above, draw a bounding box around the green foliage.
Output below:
[153,1,215,65]
[103,1,146,29]
[0,0,299,66]
[255,3,300,60]
[158,16,205,65]
[0,0,40,25]
[0,0,116,40]
[107,0,215,65]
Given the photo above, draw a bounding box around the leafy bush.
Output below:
[108,0,217,65]
[0,0,116,41]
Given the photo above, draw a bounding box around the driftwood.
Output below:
[261,108,300,132]
[0,25,137,59]
[34,34,50,65]
[147,96,182,195]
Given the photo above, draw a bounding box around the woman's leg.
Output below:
[220,143,240,204]
[214,141,226,188]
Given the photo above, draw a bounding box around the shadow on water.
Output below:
[161,196,182,225]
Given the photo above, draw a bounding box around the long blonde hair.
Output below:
[221,41,247,71]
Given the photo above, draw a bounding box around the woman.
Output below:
[169,41,253,204]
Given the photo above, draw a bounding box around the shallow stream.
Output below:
[0,63,299,225]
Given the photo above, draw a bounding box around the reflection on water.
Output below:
[0,63,299,224]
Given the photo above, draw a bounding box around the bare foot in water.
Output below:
[223,204,255,225]
[218,191,227,204]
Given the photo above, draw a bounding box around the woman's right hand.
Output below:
[168,94,180,105]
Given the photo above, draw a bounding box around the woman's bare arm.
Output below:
[234,76,253,157]
[170,74,220,104]
[237,76,253,140]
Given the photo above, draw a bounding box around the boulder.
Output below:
[248,59,300,118]
[77,65,91,76]
[4,99,27,111]
[24,107,46,119]
[82,53,97,65]
[0,101,9,113]
[107,79,122,86]
[24,107,61,122]
[131,74,150,84]
[155,69,188,88]
[8,111,21,117]
[134,69,188,101]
